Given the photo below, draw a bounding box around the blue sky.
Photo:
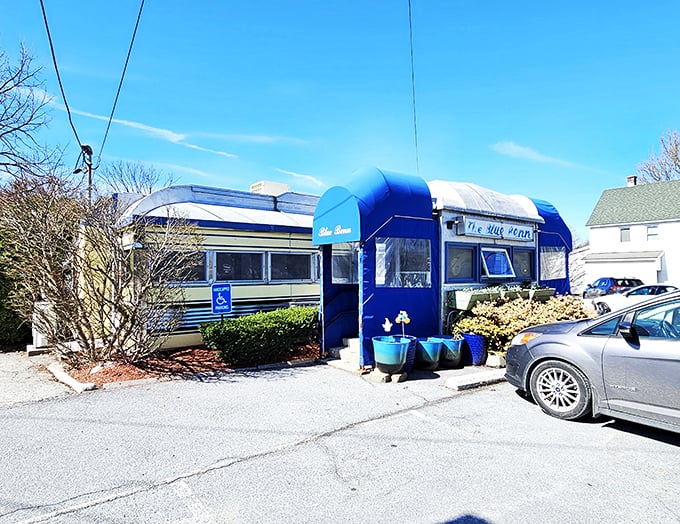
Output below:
[3,1,680,242]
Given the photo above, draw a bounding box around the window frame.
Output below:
[445,242,477,283]
[155,250,208,285]
[269,251,316,282]
[620,227,631,242]
[480,246,516,280]
[374,236,432,288]
[647,225,659,241]
[511,247,535,282]
[214,251,265,283]
[331,242,360,285]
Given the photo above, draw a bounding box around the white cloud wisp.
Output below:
[491,141,576,167]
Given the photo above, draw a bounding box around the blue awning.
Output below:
[313,167,433,245]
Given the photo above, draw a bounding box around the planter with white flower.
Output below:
[372,310,415,375]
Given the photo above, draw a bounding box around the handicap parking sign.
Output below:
[211,284,232,314]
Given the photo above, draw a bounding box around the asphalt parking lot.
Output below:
[1,358,678,524]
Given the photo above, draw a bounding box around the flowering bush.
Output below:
[453,295,596,354]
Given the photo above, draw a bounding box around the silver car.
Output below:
[591,284,677,315]
[505,290,680,434]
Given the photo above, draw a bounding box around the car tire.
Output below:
[529,360,591,420]
[594,302,610,315]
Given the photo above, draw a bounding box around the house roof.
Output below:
[586,179,680,227]
[583,250,663,262]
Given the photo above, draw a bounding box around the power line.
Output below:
[39,0,82,148]
[407,0,420,177]
[95,0,146,169]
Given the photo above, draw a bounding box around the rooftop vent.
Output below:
[249,180,290,196]
[626,175,637,187]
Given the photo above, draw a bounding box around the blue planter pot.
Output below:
[372,336,410,374]
[433,336,463,368]
[462,333,487,366]
[415,338,442,370]
[403,336,417,373]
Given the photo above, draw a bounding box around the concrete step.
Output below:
[325,337,362,372]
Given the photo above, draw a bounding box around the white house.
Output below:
[584,176,680,286]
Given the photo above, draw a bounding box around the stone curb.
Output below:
[444,368,507,391]
[47,363,97,393]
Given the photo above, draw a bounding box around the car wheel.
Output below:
[594,302,610,315]
[529,360,591,420]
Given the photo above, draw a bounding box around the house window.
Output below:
[216,252,263,281]
[375,237,431,288]
[270,253,313,281]
[480,247,515,279]
[620,227,631,242]
[512,249,534,280]
[647,225,659,241]
[446,244,475,282]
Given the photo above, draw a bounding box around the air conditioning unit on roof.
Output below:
[249,181,289,196]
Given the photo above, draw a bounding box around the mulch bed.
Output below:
[69,344,321,389]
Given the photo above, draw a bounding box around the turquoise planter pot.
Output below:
[372,336,410,374]
[432,336,463,368]
[415,337,442,370]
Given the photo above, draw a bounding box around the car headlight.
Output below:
[511,332,541,346]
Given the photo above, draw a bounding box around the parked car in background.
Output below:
[582,277,644,299]
[505,290,680,435]
[592,284,678,315]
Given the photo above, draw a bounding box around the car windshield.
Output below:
[616,278,642,287]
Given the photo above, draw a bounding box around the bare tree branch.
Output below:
[636,130,680,183]
[96,161,175,196]
[0,45,55,178]
[0,168,202,365]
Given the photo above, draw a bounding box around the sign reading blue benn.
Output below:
[211,283,232,314]
[460,217,533,241]
[317,224,353,238]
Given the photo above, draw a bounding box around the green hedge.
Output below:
[199,306,319,367]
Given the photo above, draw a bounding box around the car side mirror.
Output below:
[619,312,638,342]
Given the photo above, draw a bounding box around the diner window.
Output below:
[154,251,207,283]
[480,247,515,279]
[375,237,431,288]
[332,242,359,284]
[540,246,567,280]
[513,249,534,280]
[216,252,263,281]
[270,253,313,281]
[446,244,475,282]
[647,225,658,241]
[620,227,631,242]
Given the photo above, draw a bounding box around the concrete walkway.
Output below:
[0,350,71,407]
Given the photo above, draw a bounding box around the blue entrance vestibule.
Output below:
[313,167,439,367]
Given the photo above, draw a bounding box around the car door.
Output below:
[586,278,605,298]
[601,298,680,428]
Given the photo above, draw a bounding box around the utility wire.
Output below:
[95,0,146,169]
[407,0,420,177]
[39,0,82,148]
